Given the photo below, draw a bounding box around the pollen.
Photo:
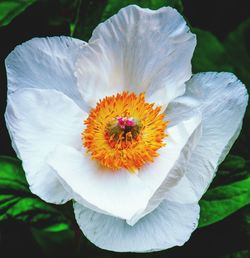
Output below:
[82,92,168,172]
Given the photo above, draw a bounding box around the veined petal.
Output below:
[5,89,87,204]
[47,115,200,220]
[48,145,152,219]
[5,36,88,110]
[76,5,196,109]
[165,72,248,203]
[128,114,201,225]
[73,200,200,252]
[164,175,198,204]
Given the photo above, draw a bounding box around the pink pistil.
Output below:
[117,117,135,129]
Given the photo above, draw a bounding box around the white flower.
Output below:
[5,5,248,253]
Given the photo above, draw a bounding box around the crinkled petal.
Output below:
[47,115,200,221]
[5,88,87,204]
[76,5,196,109]
[164,175,198,204]
[128,113,201,225]
[165,72,248,203]
[73,200,200,252]
[5,36,88,110]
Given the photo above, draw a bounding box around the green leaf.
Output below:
[72,0,108,40]
[0,0,37,27]
[223,20,250,157]
[0,156,76,256]
[211,155,249,188]
[165,0,183,12]
[102,0,183,21]
[31,225,76,258]
[0,156,74,235]
[199,177,250,228]
[0,156,68,227]
[192,28,234,73]
[220,154,246,171]
[0,156,29,193]
[224,18,250,87]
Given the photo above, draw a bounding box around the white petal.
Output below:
[73,200,200,252]
[76,5,196,108]
[165,72,248,203]
[164,175,198,204]
[47,115,200,221]
[5,36,88,110]
[128,113,201,225]
[5,89,87,204]
[47,145,151,219]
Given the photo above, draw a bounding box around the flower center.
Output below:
[105,116,141,149]
[83,92,168,172]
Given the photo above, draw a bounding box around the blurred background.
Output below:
[0,0,250,257]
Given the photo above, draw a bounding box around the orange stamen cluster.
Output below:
[83,92,168,172]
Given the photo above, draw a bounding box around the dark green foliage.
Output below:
[199,177,250,227]
[192,27,234,73]
[0,0,36,26]
[198,154,250,227]
[224,19,250,87]
[0,156,75,257]
[221,250,250,258]
[102,0,183,21]
[211,155,249,188]
[102,0,168,21]
[71,0,108,40]
[0,156,69,227]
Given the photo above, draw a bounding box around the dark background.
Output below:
[0,1,250,257]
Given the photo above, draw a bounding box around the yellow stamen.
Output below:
[82,92,168,172]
